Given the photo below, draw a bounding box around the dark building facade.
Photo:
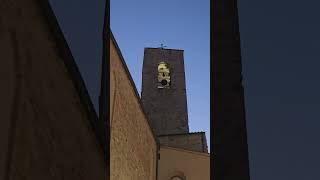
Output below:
[139,46,209,179]
[141,48,189,136]
[213,0,251,179]
[0,1,108,179]
[140,47,208,154]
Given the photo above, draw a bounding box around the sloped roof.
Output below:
[161,146,210,157]
[158,132,206,137]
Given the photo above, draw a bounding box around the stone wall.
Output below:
[158,132,208,153]
[158,146,210,180]
[110,36,157,180]
[0,0,107,179]
[141,48,189,136]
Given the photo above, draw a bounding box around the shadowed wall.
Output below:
[213,0,251,179]
[0,0,107,179]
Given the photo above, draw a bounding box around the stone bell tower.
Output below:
[141,47,189,136]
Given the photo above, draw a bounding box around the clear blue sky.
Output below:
[111,0,210,149]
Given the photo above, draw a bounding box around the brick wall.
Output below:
[110,37,157,180]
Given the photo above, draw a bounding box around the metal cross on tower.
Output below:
[159,43,167,49]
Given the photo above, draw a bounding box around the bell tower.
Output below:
[141,47,189,136]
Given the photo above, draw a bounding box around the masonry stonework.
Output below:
[158,132,208,153]
[141,48,189,136]
[110,38,157,180]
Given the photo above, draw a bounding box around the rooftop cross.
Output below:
[159,43,167,49]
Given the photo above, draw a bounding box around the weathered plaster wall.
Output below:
[0,1,107,179]
[110,37,157,180]
[158,132,208,153]
[158,146,210,180]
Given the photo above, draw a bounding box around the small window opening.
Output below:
[158,62,170,88]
